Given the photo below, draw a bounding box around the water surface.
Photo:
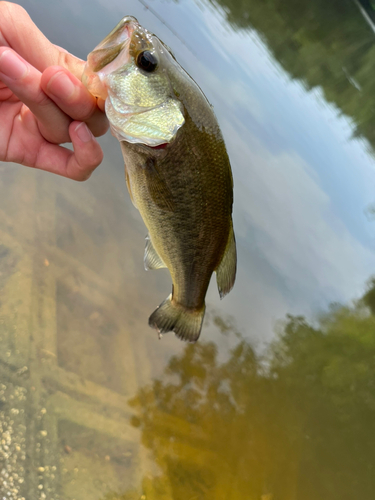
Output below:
[1,0,375,498]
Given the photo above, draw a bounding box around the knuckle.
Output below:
[72,94,99,122]
[71,157,101,181]
[78,107,95,123]
[34,89,52,108]
[62,90,96,122]
[57,51,70,69]
[57,52,84,80]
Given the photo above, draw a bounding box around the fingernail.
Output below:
[75,122,93,143]
[0,50,28,80]
[48,71,75,99]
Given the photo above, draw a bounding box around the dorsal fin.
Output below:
[144,235,166,271]
[216,222,237,298]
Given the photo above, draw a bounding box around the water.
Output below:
[1,0,375,498]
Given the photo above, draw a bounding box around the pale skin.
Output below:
[0,1,109,181]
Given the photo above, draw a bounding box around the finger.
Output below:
[0,3,106,121]
[35,121,103,181]
[0,47,71,144]
[41,66,109,137]
[0,2,85,78]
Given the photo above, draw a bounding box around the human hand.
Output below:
[0,2,109,181]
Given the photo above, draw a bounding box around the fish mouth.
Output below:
[87,16,138,73]
[83,16,140,99]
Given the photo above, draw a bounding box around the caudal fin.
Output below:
[148,295,205,343]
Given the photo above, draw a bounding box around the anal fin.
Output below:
[144,235,166,271]
[216,222,237,298]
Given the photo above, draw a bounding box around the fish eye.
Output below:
[136,51,158,72]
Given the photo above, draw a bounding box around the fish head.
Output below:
[83,17,185,147]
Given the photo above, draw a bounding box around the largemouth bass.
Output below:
[83,17,236,342]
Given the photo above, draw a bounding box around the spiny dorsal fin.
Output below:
[144,235,166,271]
[216,222,237,298]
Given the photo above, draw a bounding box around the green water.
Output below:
[2,0,375,498]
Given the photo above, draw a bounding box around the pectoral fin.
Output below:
[125,168,137,208]
[144,235,166,271]
[144,158,176,212]
[216,223,237,298]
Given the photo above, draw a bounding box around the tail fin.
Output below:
[148,294,205,343]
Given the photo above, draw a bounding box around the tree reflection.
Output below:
[116,278,375,500]
[210,0,375,152]
[102,493,140,500]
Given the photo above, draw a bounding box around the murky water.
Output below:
[2,0,375,498]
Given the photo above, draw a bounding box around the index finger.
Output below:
[0,2,84,78]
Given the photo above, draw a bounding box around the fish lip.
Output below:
[98,16,138,48]
[87,17,138,73]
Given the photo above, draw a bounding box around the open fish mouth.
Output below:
[82,17,138,99]
[89,17,135,72]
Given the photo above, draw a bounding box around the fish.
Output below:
[83,17,236,342]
